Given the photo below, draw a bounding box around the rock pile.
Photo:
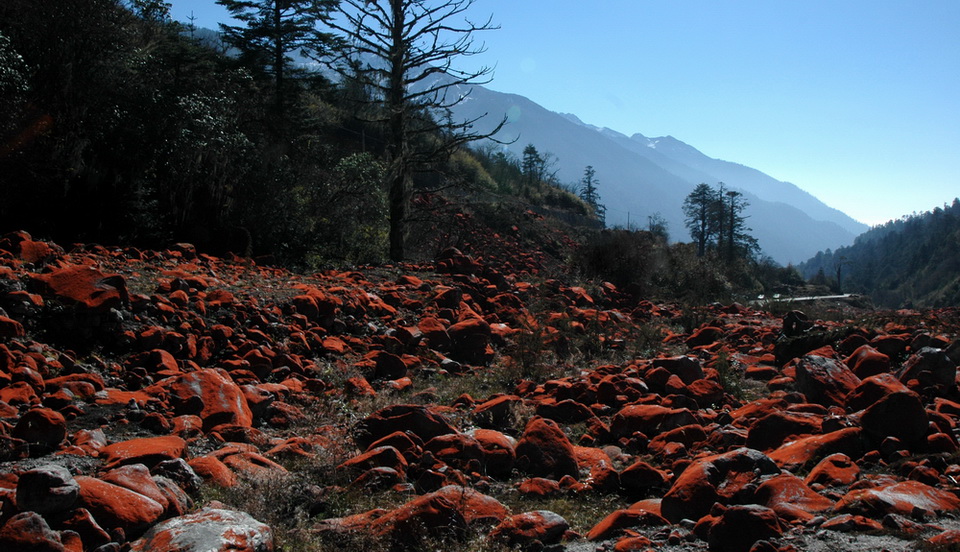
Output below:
[2,229,960,552]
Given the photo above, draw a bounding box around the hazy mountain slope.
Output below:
[798,199,960,307]
[453,84,864,264]
[631,133,866,236]
[455,86,694,226]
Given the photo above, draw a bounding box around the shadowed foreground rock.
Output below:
[130,507,273,552]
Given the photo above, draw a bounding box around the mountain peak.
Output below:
[450,85,866,263]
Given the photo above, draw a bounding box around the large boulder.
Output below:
[489,510,569,548]
[29,265,128,311]
[147,369,253,431]
[753,473,833,522]
[12,408,67,450]
[794,355,861,407]
[705,505,784,552]
[835,480,960,518]
[899,347,957,389]
[859,391,928,445]
[767,427,863,471]
[101,436,187,470]
[75,476,165,538]
[353,404,458,450]
[514,417,579,481]
[16,464,79,514]
[368,493,468,549]
[130,507,273,552]
[610,404,697,439]
[844,345,890,378]
[0,511,66,552]
[661,448,779,523]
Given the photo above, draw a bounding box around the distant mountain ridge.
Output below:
[271,34,867,264]
[447,84,868,264]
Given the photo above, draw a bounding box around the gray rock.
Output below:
[129,508,273,552]
[16,464,79,514]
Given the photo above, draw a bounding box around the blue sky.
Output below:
[169,0,959,226]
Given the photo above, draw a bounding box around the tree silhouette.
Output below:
[683,182,756,260]
[329,0,505,261]
[578,165,605,225]
[683,183,716,256]
[217,0,339,113]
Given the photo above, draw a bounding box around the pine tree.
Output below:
[216,0,339,112]
[521,144,543,190]
[578,165,605,225]
[683,183,717,256]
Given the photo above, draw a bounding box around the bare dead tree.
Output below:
[329,0,506,261]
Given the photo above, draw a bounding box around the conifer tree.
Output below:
[579,165,605,225]
[521,144,544,189]
[683,183,717,257]
[216,0,339,112]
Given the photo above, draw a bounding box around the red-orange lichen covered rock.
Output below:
[705,504,784,552]
[609,404,697,439]
[367,493,468,546]
[101,436,187,469]
[148,369,253,431]
[804,453,860,487]
[472,395,522,430]
[685,326,723,348]
[518,477,561,497]
[753,473,833,522]
[845,373,913,411]
[424,433,484,470]
[835,480,960,518]
[353,404,457,450]
[75,476,165,537]
[13,407,67,449]
[489,510,569,548]
[845,345,891,378]
[619,460,669,495]
[515,417,579,481]
[858,390,928,445]
[586,508,668,541]
[467,429,516,477]
[29,265,128,311]
[0,315,25,338]
[339,446,408,476]
[447,317,492,364]
[100,464,171,513]
[744,410,822,452]
[821,513,884,532]
[433,485,509,526]
[660,448,779,523]
[767,427,863,471]
[794,355,861,407]
[188,456,238,488]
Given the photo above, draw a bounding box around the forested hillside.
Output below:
[800,199,960,307]
[0,0,597,267]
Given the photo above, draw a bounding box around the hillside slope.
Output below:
[799,198,960,307]
[449,84,867,264]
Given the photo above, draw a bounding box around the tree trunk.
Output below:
[387,0,407,261]
[273,0,283,113]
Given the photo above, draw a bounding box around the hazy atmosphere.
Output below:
[171,0,960,226]
[6,3,960,552]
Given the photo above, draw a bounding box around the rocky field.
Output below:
[2,226,960,552]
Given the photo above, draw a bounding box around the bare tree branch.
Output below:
[329,0,509,261]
